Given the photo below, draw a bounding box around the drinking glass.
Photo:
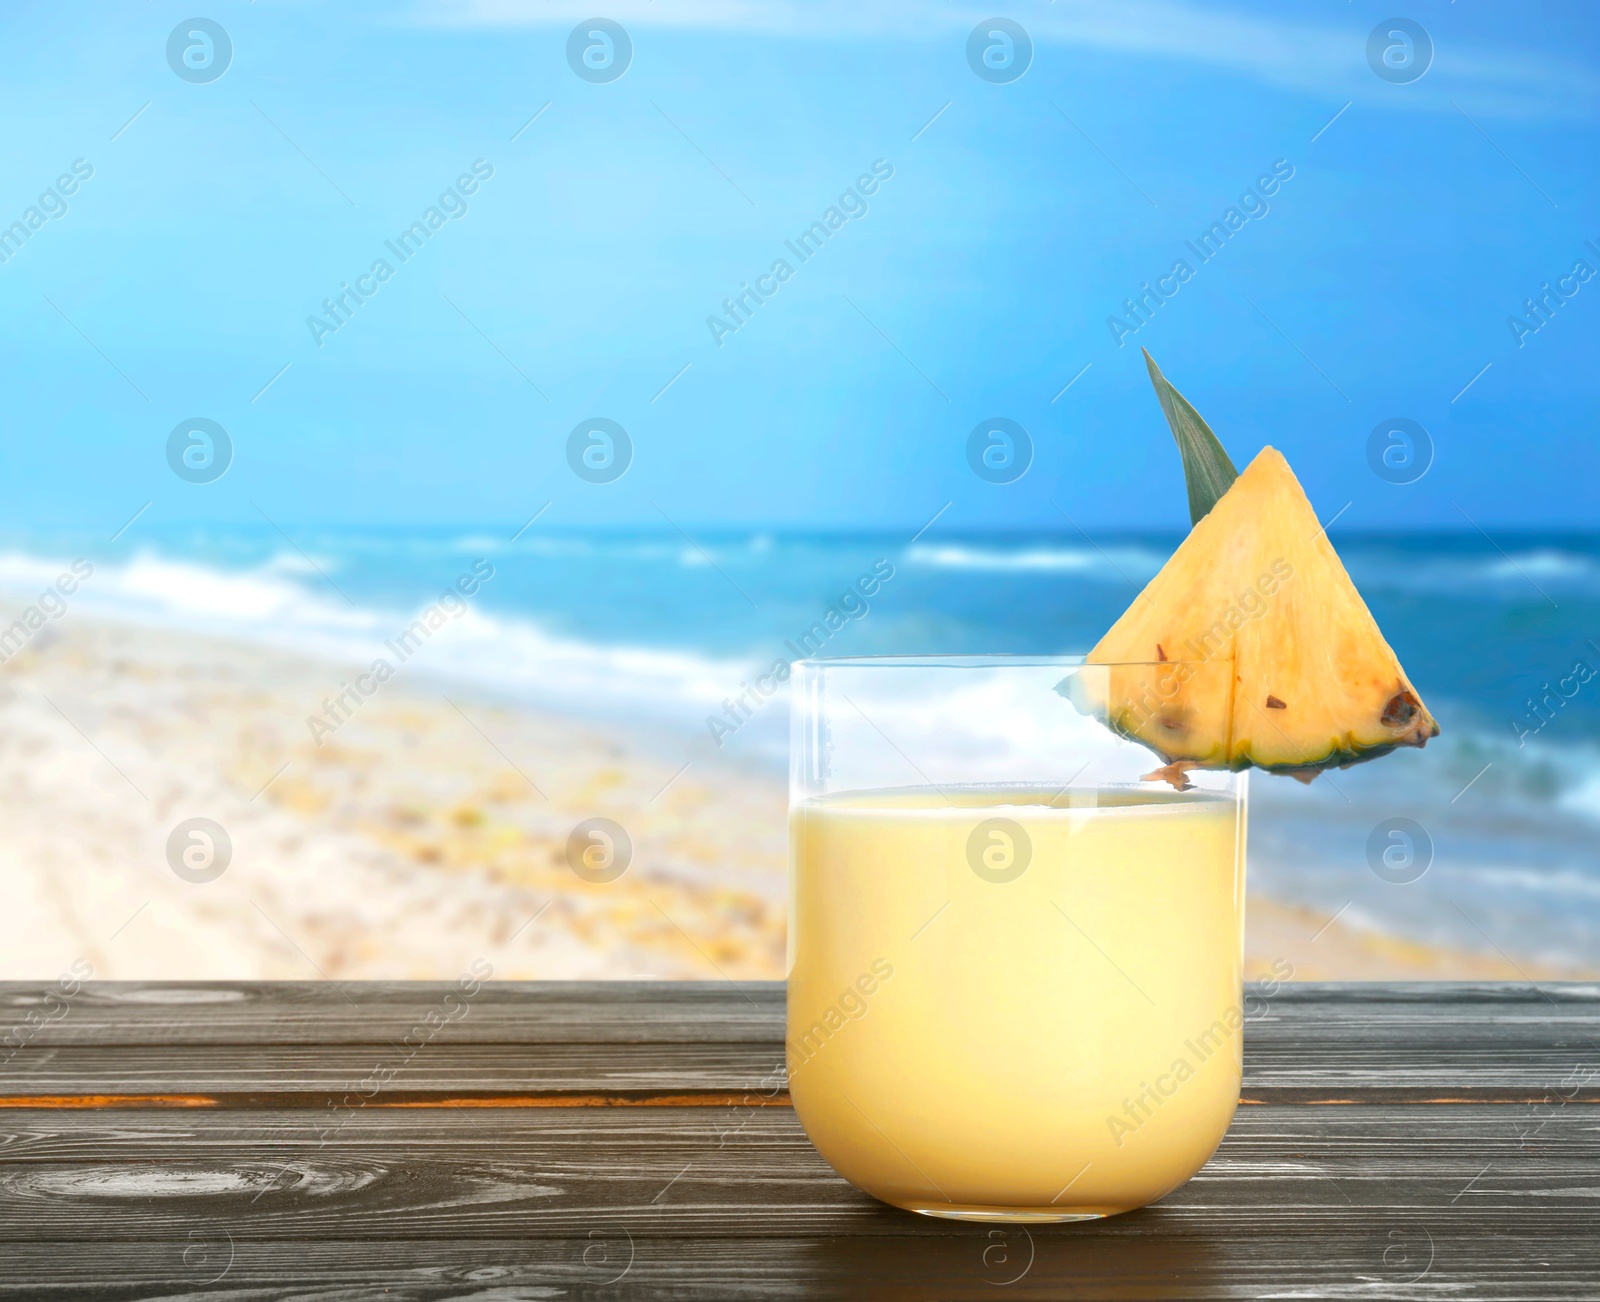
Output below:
[788,655,1247,1222]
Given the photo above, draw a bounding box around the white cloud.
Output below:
[411,0,1597,121]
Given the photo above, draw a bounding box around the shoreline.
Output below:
[0,611,786,982]
[0,610,1592,984]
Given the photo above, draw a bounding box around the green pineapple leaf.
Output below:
[1142,348,1238,526]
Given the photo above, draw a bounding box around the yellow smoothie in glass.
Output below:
[788,786,1245,1220]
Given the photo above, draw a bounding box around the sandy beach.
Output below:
[0,613,786,983]
[0,612,1590,986]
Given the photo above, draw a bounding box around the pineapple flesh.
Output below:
[1085,446,1439,779]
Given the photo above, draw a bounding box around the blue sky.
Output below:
[0,0,1595,533]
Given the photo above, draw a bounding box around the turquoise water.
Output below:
[2,524,1596,965]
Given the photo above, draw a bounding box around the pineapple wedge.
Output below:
[1080,357,1439,780]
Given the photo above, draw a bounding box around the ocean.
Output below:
[2,524,1597,968]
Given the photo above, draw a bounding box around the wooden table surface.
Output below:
[1,980,1597,1300]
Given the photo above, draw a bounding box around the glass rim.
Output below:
[790,653,1223,670]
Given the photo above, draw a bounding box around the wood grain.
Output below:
[3,981,1598,1104]
[0,1106,1596,1297]
[4,979,1596,1045]
[0,981,1597,1299]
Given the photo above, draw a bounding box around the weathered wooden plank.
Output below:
[3,980,1594,1045]
[0,979,789,1044]
[0,1106,1595,1299]
[0,984,1595,1299]
[1241,982,1600,1099]
[7,1229,1597,1301]
[2,1047,1596,1105]
[1,1229,1596,1301]
[4,981,1598,1103]
[0,1105,1594,1232]
[0,1042,790,1103]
